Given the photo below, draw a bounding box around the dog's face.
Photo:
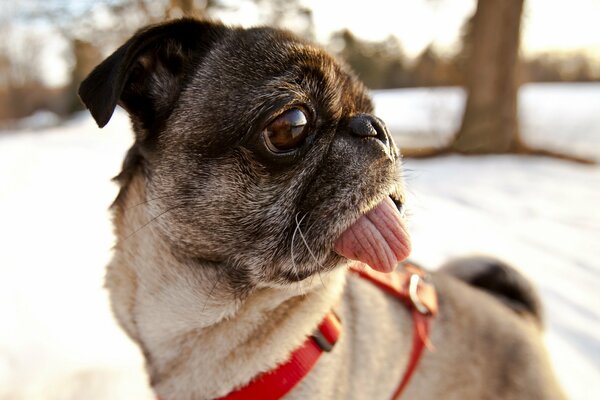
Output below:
[80,19,408,293]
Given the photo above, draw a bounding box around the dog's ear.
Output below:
[78,18,226,130]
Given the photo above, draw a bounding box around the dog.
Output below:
[79,18,565,399]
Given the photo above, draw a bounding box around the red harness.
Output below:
[349,264,438,399]
[158,263,438,400]
[218,263,438,400]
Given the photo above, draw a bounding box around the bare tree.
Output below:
[404,0,593,163]
[255,0,315,40]
[452,0,524,154]
[166,0,208,18]
[170,0,196,15]
[0,24,45,87]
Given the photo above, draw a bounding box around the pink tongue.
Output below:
[334,196,411,273]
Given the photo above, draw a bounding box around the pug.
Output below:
[79,18,565,400]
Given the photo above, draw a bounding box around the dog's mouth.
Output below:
[333,195,411,272]
[391,196,404,215]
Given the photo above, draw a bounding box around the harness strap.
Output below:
[158,263,437,400]
[217,311,341,400]
[392,312,431,398]
[349,263,437,399]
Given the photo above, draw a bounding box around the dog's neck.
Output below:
[106,175,347,399]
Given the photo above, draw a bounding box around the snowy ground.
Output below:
[374,83,600,162]
[1,83,599,399]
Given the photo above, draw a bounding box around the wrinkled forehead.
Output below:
[194,27,373,118]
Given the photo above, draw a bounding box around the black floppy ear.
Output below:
[78,18,226,129]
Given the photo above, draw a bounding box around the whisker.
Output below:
[303,213,321,238]
[296,214,321,266]
[123,205,183,241]
[317,270,326,289]
[202,279,220,314]
[126,194,195,210]
[291,212,308,290]
[295,213,327,289]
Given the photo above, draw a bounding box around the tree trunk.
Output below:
[452,0,525,153]
[168,0,198,17]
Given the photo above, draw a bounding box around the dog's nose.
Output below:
[348,114,389,148]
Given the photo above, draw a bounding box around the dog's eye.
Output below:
[263,108,308,152]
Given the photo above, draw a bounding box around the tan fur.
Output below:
[108,175,347,399]
[107,174,565,400]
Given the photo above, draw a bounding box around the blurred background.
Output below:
[1,1,599,399]
[2,0,600,137]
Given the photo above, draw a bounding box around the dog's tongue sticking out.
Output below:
[334,196,411,273]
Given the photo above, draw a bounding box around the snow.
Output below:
[1,83,599,399]
[374,82,600,161]
[15,111,63,131]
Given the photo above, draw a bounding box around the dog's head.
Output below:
[80,19,410,293]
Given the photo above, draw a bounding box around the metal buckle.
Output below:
[311,311,340,352]
[312,330,335,352]
[408,273,430,315]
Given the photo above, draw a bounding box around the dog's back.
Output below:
[289,257,565,400]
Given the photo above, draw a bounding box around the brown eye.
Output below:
[263,108,309,152]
